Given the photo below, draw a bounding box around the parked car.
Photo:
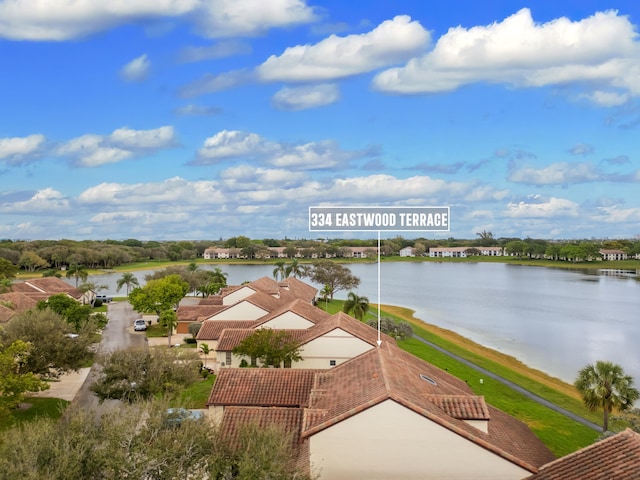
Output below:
[96,294,112,303]
[134,318,147,331]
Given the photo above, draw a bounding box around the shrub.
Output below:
[184,337,197,344]
[188,322,201,338]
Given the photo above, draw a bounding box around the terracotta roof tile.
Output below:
[298,311,394,347]
[11,277,84,299]
[208,368,322,407]
[216,328,308,352]
[196,320,257,341]
[253,298,329,327]
[216,328,256,351]
[524,429,640,479]
[176,305,225,322]
[424,394,490,420]
[198,296,223,305]
[0,292,39,314]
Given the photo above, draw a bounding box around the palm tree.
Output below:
[116,272,139,296]
[574,360,640,432]
[272,261,287,281]
[285,259,305,278]
[66,263,88,287]
[159,309,178,347]
[342,291,370,321]
[199,343,210,368]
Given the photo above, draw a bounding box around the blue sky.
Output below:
[1,1,640,241]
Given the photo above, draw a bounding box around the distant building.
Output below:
[599,249,627,261]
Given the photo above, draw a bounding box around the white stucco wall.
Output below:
[309,400,531,480]
[222,286,256,305]
[210,302,268,321]
[294,328,373,369]
[260,311,315,329]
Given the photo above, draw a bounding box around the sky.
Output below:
[1,0,640,242]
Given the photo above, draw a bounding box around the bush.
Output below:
[184,337,197,344]
[188,322,201,338]
[365,316,413,340]
[93,299,103,308]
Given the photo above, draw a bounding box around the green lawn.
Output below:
[0,397,70,431]
[171,375,216,409]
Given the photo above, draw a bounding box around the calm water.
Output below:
[85,262,640,384]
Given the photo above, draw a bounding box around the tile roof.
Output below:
[276,277,317,303]
[301,341,554,472]
[216,328,256,351]
[298,311,394,347]
[253,298,330,328]
[11,277,84,300]
[198,295,223,305]
[196,320,257,341]
[216,328,308,352]
[208,368,322,407]
[524,429,640,479]
[176,305,225,322]
[0,291,40,315]
[0,304,15,323]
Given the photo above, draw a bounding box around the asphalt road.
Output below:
[73,301,147,409]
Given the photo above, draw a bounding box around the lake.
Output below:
[87,262,640,385]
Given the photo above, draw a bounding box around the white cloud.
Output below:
[271,84,340,110]
[57,126,176,167]
[0,0,316,41]
[257,15,430,82]
[219,165,307,190]
[0,134,45,165]
[194,129,372,169]
[78,177,223,205]
[0,188,70,213]
[373,9,640,103]
[178,69,254,97]
[569,143,594,156]
[504,196,580,218]
[191,0,317,38]
[177,40,252,63]
[173,104,222,116]
[197,130,273,161]
[593,205,640,223]
[120,54,151,82]
[508,162,601,185]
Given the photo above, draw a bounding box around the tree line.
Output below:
[1,234,639,278]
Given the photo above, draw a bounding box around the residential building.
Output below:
[599,249,628,261]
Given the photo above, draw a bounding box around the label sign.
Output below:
[309,206,450,232]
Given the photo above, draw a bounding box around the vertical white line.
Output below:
[377,230,381,346]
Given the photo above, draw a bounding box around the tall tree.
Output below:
[575,360,640,432]
[159,309,179,347]
[304,260,360,300]
[116,272,139,296]
[342,291,370,321]
[285,258,305,278]
[272,261,287,281]
[129,274,189,317]
[65,263,88,287]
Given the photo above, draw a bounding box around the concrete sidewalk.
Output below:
[31,367,92,402]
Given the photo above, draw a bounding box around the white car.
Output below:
[134,319,147,331]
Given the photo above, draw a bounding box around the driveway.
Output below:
[73,301,147,409]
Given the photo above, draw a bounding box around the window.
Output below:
[226,351,232,366]
[329,360,336,366]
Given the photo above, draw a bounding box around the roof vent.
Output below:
[420,374,438,386]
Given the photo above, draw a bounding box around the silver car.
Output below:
[134,319,147,331]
